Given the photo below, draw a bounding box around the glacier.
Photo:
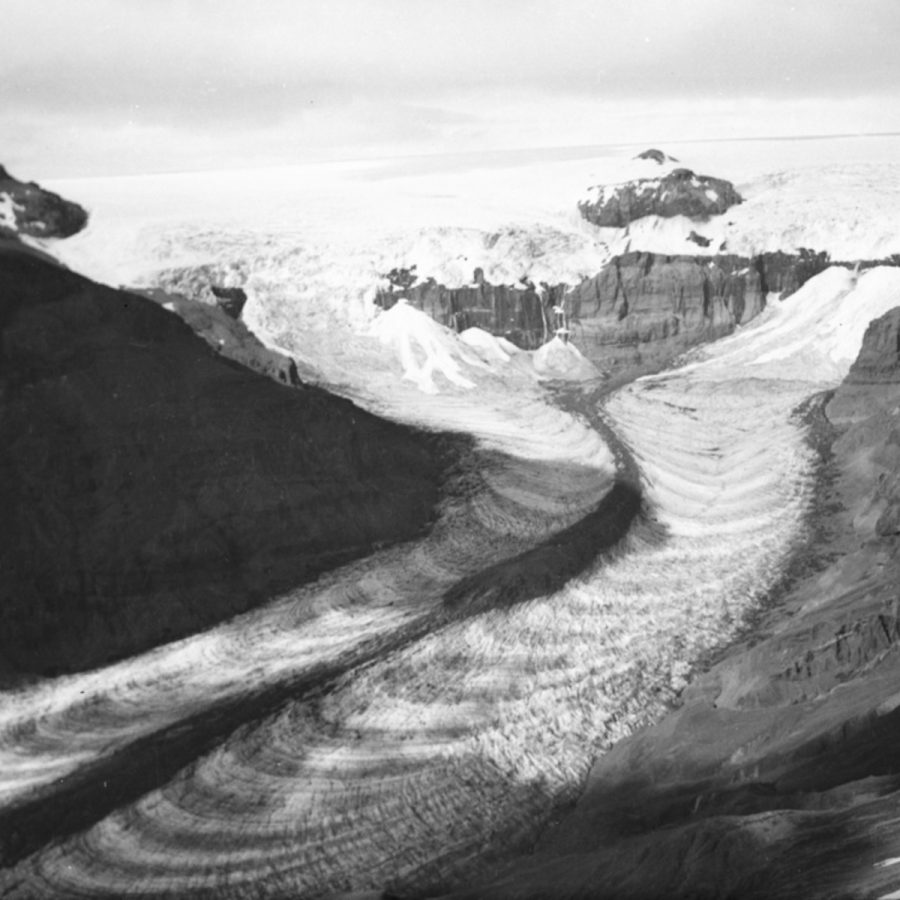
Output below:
[2,135,900,897]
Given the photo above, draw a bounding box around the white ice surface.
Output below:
[41,139,900,356]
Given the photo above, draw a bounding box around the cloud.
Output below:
[4,0,900,175]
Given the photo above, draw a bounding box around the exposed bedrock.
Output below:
[578,166,743,227]
[209,284,248,318]
[846,306,900,384]
[377,272,561,350]
[447,309,900,900]
[376,251,834,369]
[0,247,454,679]
[634,148,679,165]
[831,307,900,539]
[0,164,88,240]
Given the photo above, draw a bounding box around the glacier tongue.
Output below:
[6,145,900,897]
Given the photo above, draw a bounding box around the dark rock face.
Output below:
[376,276,561,350]
[687,229,712,247]
[634,148,678,165]
[378,252,831,373]
[566,252,765,365]
[846,307,900,383]
[209,285,248,318]
[0,165,88,239]
[833,307,900,538]
[579,167,743,228]
[0,247,452,679]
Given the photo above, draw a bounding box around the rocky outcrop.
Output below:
[209,285,248,318]
[578,167,743,228]
[846,307,900,384]
[831,307,900,539]
[566,252,765,365]
[634,148,678,165]
[0,165,88,239]
[376,275,558,350]
[137,286,310,387]
[152,262,252,310]
[377,252,833,373]
[0,246,454,679]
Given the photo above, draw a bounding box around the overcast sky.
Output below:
[5,0,900,177]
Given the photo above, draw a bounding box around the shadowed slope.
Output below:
[0,247,452,678]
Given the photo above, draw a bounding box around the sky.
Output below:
[4,0,900,177]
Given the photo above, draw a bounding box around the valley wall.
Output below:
[376,250,837,371]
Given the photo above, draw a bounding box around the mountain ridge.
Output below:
[0,244,455,678]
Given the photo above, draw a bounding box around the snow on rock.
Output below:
[369,299,481,393]
[459,326,513,364]
[0,167,87,239]
[579,168,742,228]
[532,335,599,381]
[595,163,900,261]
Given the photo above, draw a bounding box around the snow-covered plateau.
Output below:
[3,135,900,897]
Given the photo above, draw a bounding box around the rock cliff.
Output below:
[846,307,900,384]
[447,306,900,900]
[377,251,835,372]
[566,251,765,367]
[0,246,454,680]
[578,166,742,228]
[833,307,900,539]
[634,148,678,165]
[377,273,556,350]
[0,165,88,240]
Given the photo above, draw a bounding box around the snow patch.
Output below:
[459,327,512,364]
[370,299,480,394]
[532,336,598,381]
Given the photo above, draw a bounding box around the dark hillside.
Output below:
[0,247,452,678]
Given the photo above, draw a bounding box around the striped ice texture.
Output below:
[3,142,900,896]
